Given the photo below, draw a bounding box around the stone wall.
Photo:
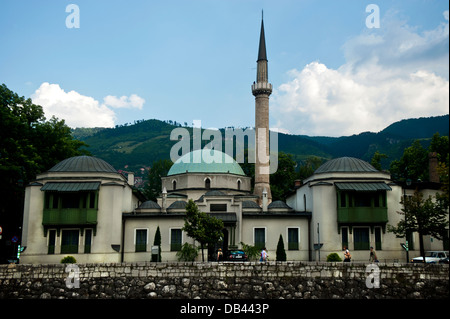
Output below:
[0,261,448,299]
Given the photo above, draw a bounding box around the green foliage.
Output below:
[326,253,342,262]
[270,152,297,201]
[182,199,224,261]
[144,159,173,201]
[276,234,287,261]
[240,242,260,261]
[151,226,162,262]
[370,151,388,171]
[389,140,429,182]
[60,256,77,263]
[176,243,199,262]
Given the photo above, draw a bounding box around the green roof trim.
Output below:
[168,149,245,176]
[41,182,101,192]
[335,182,392,192]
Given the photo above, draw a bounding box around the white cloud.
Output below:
[103,94,145,109]
[31,83,146,128]
[272,10,449,136]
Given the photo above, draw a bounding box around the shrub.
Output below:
[176,243,198,261]
[60,256,77,263]
[276,234,287,261]
[326,253,342,262]
[240,242,260,261]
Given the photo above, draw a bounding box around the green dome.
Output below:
[167,149,245,176]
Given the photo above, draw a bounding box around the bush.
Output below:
[176,243,198,261]
[60,256,77,263]
[240,242,260,261]
[326,253,342,262]
[276,234,287,261]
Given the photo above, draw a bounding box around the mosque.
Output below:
[20,17,447,264]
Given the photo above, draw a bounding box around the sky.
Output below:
[0,0,448,137]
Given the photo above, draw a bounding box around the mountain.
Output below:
[72,114,449,177]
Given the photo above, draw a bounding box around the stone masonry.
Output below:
[0,261,448,299]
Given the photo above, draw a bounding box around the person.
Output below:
[260,247,268,262]
[217,248,223,261]
[343,246,351,262]
[369,246,379,262]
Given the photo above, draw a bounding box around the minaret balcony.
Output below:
[252,82,272,96]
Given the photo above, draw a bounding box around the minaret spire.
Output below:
[252,13,272,205]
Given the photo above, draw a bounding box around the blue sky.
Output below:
[0,0,448,136]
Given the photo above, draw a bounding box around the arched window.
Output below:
[172,180,177,190]
[237,180,241,190]
[205,178,211,190]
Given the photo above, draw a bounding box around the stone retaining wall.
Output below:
[0,261,448,299]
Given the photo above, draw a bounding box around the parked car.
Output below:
[439,257,449,264]
[411,251,449,263]
[226,250,248,261]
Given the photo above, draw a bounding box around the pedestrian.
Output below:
[369,246,379,262]
[343,246,351,262]
[260,247,268,262]
[217,248,223,261]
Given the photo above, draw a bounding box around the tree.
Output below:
[270,152,297,201]
[276,234,287,261]
[144,159,173,201]
[370,151,388,171]
[151,226,162,262]
[389,140,428,182]
[387,190,449,262]
[182,199,224,261]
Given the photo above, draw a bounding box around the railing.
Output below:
[42,208,98,225]
[337,207,388,223]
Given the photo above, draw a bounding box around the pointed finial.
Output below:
[262,9,264,20]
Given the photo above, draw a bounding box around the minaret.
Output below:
[252,13,272,205]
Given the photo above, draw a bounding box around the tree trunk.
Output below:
[419,231,426,263]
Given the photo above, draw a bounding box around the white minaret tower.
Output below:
[252,13,272,204]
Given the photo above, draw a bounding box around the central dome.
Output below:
[48,155,117,173]
[314,157,378,174]
[167,149,245,176]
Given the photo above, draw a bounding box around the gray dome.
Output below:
[242,200,261,209]
[268,200,292,209]
[48,156,117,173]
[139,200,161,209]
[167,200,187,210]
[314,157,378,174]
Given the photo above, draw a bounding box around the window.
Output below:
[135,229,147,252]
[84,229,92,253]
[340,192,346,207]
[172,180,177,190]
[48,229,56,254]
[341,227,348,249]
[205,178,211,190]
[210,204,227,212]
[237,180,241,190]
[375,227,382,250]
[171,229,182,251]
[287,228,299,250]
[355,193,371,207]
[89,192,96,209]
[353,228,370,250]
[254,228,265,250]
[61,229,79,254]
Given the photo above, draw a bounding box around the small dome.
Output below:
[204,190,226,196]
[168,149,245,176]
[48,156,117,173]
[167,200,187,210]
[268,200,292,210]
[242,200,260,209]
[314,157,378,174]
[139,200,161,209]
